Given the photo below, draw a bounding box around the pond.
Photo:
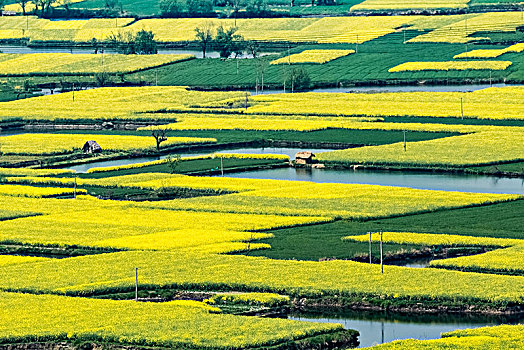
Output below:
[289,311,524,348]
[220,167,524,194]
[67,147,335,173]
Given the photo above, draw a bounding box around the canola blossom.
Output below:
[0,292,340,348]
[0,53,193,76]
[351,0,469,11]
[205,292,290,307]
[454,43,524,59]
[408,12,524,43]
[343,232,520,247]
[270,49,355,65]
[362,324,524,349]
[316,131,524,167]
[0,184,86,198]
[248,86,524,120]
[388,61,512,72]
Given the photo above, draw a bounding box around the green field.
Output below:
[125,33,524,88]
[250,199,524,261]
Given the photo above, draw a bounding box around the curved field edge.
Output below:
[359,324,524,349]
[0,330,358,350]
[0,292,358,350]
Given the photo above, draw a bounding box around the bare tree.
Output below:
[195,22,215,58]
[59,0,72,16]
[43,0,53,15]
[152,129,168,151]
[246,40,260,59]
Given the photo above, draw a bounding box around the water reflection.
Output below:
[290,310,524,348]
[222,167,524,194]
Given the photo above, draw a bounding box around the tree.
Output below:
[285,67,311,92]
[41,0,54,16]
[166,154,181,173]
[91,38,99,54]
[134,30,157,54]
[94,72,111,87]
[246,40,260,58]
[59,0,72,16]
[152,129,168,151]
[228,0,244,21]
[159,0,185,17]
[105,0,118,11]
[109,30,157,55]
[108,31,135,54]
[15,0,29,15]
[214,26,245,59]
[186,0,213,16]
[0,0,5,12]
[33,0,44,15]
[246,0,267,15]
[195,22,214,58]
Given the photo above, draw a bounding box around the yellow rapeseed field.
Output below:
[0,292,339,348]
[351,0,469,11]
[0,133,216,155]
[270,50,355,65]
[0,53,193,75]
[388,61,512,72]
[316,131,524,166]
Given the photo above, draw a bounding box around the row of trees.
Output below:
[195,23,248,58]
[1,0,122,17]
[108,30,158,55]
[160,0,270,17]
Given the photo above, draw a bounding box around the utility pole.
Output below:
[368,232,372,264]
[380,230,384,275]
[135,267,139,301]
[236,60,239,75]
[220,156,224,176]
[72,83,75,102]
[74,176,77,199]
[403,130,407,152]
[460,97,464,119]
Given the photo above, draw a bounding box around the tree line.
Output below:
[160,0,270,17]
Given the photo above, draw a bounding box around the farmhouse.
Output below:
[82,141,102,154]
[295,151,315,165]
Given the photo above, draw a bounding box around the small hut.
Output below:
[295,151,315,165]
[82,141,102,154]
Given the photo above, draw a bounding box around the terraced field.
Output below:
[0,3,523,347]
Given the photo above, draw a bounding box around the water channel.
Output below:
[61,146,524,194]
[66,147,336,173]
[221,165,524,194]
[250,83,513,95]
[0,45,279,58]
[289,311,524,348]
